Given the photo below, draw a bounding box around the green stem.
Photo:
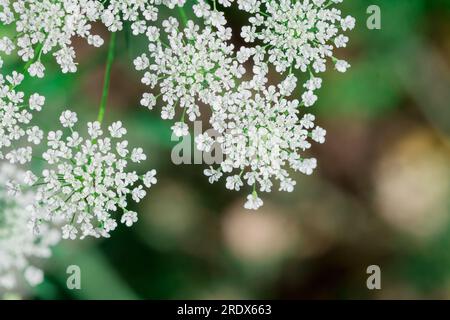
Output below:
[178,5,188,26]
[23,43,44,71]
[97,32,117,124]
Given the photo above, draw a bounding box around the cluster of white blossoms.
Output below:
[0,0,104,77]
[0,0,186,77]
[24,111,157,240]
[0,0,354,298]
[0,163,60,292]
[0,71,44,164]
[0,0,354,248]
[240,0,355,74]
[101,0,185,33]
[202,67,325,210]
[133,0,353,208]
[134,14,246,137]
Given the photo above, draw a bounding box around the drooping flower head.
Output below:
[0,163,60,293]
[28,111,157,240]
[0,71,44,164]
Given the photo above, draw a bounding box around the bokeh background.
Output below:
[2,0,450,299]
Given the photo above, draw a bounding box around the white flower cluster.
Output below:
[0,0,186,77]
[0,71,44,164]
[0,1,354,235]
[26,111,157,240]
[133,0,353,209]
[0,0,104,77]
[0,163,60,292]
[101,0,185,33]
[240,0,355,74]
[202,67,325,210]
[134,15,246,137]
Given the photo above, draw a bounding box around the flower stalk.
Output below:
[97,32,117,124]
[178,4,188,26]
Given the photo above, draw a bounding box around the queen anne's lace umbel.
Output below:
[0,163,60,292]
[203,0,353,209]
[0,0,355,229]
[0,71,44,164]
[101,0,185,33]
[240,0,355,74]
[0,0,104,77]
[134,16,246,137]
[27,111,157,240]
[0,0,186,77]
[202,66,325,209]
[131,0,354,209]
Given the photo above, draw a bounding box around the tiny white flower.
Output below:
[335,60,350,73]
[108,121,127,138]
[302,91,318,107]
[59,110,78,128]
[27,126,43,145]
[226,175,243,191]
[171,122,189,137]
[28,62,45,78]
[280,179,296,193]
[140,93,156,110]
[204,167,222,183]
[24,266,44,287]
[341,16,356,31]
[244,193,263,210]
[131,147,147,163]
[87,121,102,138]
[62,225,78,240]
[121,211,138,227]
[312,127,327,144]
[23,171,38,186]
[132,186,146,202]
[29,94,45,111]
[195,133,214,152]
[143,170,157,188]
[299,158,317,175]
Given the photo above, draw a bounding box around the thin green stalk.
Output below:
[97,32,117,124]
[178,5,188,26]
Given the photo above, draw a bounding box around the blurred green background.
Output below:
[2,0,450,299]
